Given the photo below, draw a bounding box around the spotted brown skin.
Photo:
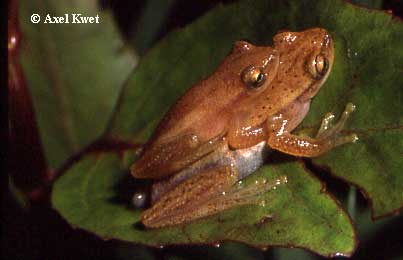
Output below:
[131,28,357,228]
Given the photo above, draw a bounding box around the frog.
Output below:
[131,28,358,228]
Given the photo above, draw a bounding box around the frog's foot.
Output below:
[268,103,358,157]
[316,112,336,137]
[141,166,286,228]
[141,165,238,228]
[315,103,358,147]
[316,103,357,140]
[213,176,288,207]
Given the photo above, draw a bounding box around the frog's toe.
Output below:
[316,112,335,137]
[345,102,356,113]
[316,102,356,139]
[334,133,359,147]
[228,176,288,200]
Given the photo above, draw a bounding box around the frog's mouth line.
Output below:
[298,60,333,102]
[298,83,321,102]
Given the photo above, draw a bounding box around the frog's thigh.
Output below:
[141,165,238,228]
[133,132,224,179]
[267,103,358,157]
[169,133,226,172]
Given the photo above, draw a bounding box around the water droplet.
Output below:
[213,242,221,248]
[278,176,288,185]
[9,35,17,49]
[260,246,269,251]
[132,192,147,208]
[346,48,359,59]
[258,214,273,225]
[135,147,144,156]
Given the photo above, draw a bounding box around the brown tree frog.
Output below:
[131,28,357,228]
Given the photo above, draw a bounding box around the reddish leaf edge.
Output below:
[54,136,143,181]
[310,158,403,221]
[26,136,142,202]
[303,124,403,221]
[344,0,403,22]
[8,0,50,199]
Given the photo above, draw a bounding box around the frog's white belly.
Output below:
[151,141,269,203]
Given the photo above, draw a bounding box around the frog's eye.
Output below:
[315,54,329,76]
[309,54,329,79]
[241,66,266,89]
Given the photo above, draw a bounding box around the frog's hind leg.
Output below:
[209,175,288,208]
[267,103,358,157]
[132,132,225,179]
[141,165,237,228]
[141,165,285,228]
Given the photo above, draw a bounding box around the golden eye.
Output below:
[309,54,329,79]
[241,66,266,89]
[315,54,329,76]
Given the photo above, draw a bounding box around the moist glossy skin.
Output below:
[131,28,357,228]
[133,41,280,179]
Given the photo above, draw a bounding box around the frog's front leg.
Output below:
[227,111,268,149]
[267,103,358,157]
[141,164,285,228]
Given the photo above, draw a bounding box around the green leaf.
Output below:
[19,0,136,168]
[52,0,402,256]
[53,154,356,257]
[298,5,403,218]
[108,0,403,218]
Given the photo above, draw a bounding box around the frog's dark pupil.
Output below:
[322,58,329,73]
[242,66,266,89]
[256,72,264,83]
[315,55,329,76]
[248,71,264,89]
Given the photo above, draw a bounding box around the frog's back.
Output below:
[132,42,279,179]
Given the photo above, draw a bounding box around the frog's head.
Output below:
[273,28,334,102]
[226,40,280,92]
[227,28,334,139]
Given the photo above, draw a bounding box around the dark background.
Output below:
[4,0,403,259]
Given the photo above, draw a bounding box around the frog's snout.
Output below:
[323,33,332,48]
